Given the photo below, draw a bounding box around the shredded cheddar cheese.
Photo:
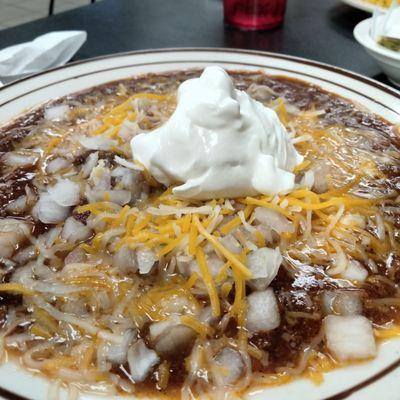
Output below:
[0,283,35,296]
[193,215,251,279]
[180,315,214,338]
[196,247,221,317]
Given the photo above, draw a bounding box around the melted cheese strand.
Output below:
[0,283,35,296]
[196,247,221,317]
[193,215,252,279]
[181,315,214,338]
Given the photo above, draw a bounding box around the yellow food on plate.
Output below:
[365,0,399,7]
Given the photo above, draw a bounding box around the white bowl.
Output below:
[0,49,400,400]
[354,16,400,87]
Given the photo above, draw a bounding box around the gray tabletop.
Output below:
[0,0,391,86]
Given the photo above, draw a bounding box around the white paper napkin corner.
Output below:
[0,30,87,85]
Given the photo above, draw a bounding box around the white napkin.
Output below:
[383,6,400,39]
[371,3,400,41]
[0,31,87,84]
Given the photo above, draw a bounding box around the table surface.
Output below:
[0,0,393,86]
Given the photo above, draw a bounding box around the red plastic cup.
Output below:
[223,0,287,31]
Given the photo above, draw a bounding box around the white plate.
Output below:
[341,0,387,13]
[0,48,400,400]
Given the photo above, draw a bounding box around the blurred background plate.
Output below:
[341,0,386,12]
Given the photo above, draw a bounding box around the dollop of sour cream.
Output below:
[131,66,303,200]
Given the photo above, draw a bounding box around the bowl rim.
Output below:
[0,47,399,99]
[354,17,400,61]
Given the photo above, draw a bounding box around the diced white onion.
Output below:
[154,325,195,356]
[375,213,386,241]
[322,290,362,316]
[136,248,157,274]
[301,170,315,189]
[127,340,159,382]
[13,245,37,264]
[220,234,242,254]
[340,259,368,282]
[189,255,223,278]
[85,189,131,205]
[118,120,142,141]
[246,288,280,334]
[79,135,117,150]
[114,155,144,171]
[2,152,38,168]
[61,217,92,243]
[106,329,136,364]
[214,347,244,386]
[327,241,348,276]
[247,83,277,101]
[113,245,138,274]
[34,192,70,224]
[149,316,181,342]
[46,157,70,174]
[324,315,376,361]
[44,104,69,121]
[340,213,366,229]
[5,195,27,214]
[81,152,99,178]
[0,218,30,259]
[311,160,330,193]
[254,207,294,233]
[48,179,80,207]
[247,247,282,291]
[64,247,86,265]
